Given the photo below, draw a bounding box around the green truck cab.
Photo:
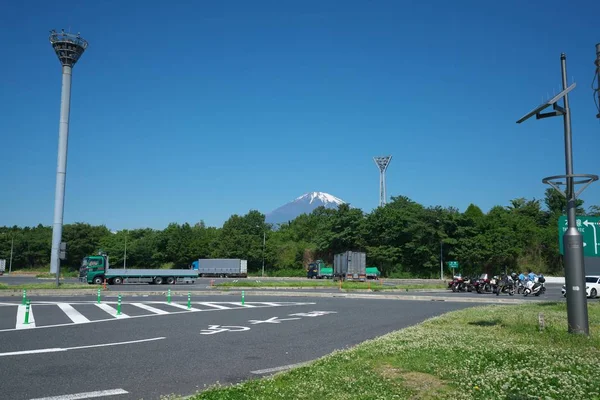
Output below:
[307,260,333,279]
[79,254,198,285]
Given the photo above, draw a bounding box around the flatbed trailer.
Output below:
[80,255,198,285]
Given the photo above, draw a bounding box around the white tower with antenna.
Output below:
[373,156,392,207]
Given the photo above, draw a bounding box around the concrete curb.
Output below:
[0,288,545,304]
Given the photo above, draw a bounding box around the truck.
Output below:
[334,251,367,281]
[366,266,381,280]
[191,259,248,278]
[307,260,333,279]
[79,254,198,285]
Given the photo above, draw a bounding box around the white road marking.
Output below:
[251,362,311,375]
[198,302,231,310]
[130,303,169,315]
[16,304,35,329]
[227,302,257,308]
[95,303,129,319]
[165,302,200,311]
[0,301,316,333]
[57,303,90,323]
[0,337,165,357]
[28,388,129,400]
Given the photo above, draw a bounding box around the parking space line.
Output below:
[95,303,129,319]
[226,302,257,308]
[28,388,129,400]
[16,304,35,329]
[198,302,231,310]
[164,302,201,311]
[57,303,90,324]
[130,303,169,315]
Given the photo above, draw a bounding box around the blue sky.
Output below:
[1,0,599,230]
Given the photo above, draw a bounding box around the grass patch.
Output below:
[181,302,600,399]
[215,281,446,291]
[35,271,79,278]
[0,283,93,290]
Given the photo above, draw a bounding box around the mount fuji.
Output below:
[265,192,346,225]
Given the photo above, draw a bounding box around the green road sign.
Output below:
[558,215,600,257]
[447,261,459,268]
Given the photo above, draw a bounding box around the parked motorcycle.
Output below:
[476,273,493,294]
[523,275,546,296]
[495,273,516,296]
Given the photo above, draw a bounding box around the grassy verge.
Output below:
[35,271,79,279]
[215,281,446,290]
[183,302,600,400]
[0,283,93,290]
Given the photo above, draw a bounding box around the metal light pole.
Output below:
[48,30,88,282]
[373,156,392,207]
[517,53,598,335]
[594,43,600,119]
[9,236,13,274]
[123,231,128,269]
[262,231,266,277]
[440,240,443,280]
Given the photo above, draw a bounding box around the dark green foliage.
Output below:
[1,190,596,276]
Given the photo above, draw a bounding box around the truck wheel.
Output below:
[154,277,164,285]
[112,277,123,285]
[166,277,175,285]
[93,276,104,285]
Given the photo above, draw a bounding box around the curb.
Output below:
[0,289,543,304]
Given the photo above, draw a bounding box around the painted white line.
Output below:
[165,302,200,311]
[251,361,311,375]
[0,301,315,333]
[29,388,128,400]
[130,303,168,315]
[0,337,165,357]
[16,304,36,329]
[232,302,257,308]
[198,302,231,310]
[95,303,129,319]
[57,303,90,324]
[258,302,283,307]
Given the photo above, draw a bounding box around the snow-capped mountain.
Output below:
[265,192,346,225]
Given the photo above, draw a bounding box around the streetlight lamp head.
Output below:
[49,29,88,67]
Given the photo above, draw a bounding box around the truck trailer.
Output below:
[80,254,198,285]
[334,251,367,281]
[191,259,248,278]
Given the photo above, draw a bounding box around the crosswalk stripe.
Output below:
[164,302,200,311]
[95,303,129,319]
[16,304,36,329]
[57,303,90,324]
[130,303,169,315]
[198,302,231,310]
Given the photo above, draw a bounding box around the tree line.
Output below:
[1,189,598,277]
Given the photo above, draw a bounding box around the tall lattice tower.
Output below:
[373,156,392,207]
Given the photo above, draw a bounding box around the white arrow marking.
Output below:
[583,220,598,255]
